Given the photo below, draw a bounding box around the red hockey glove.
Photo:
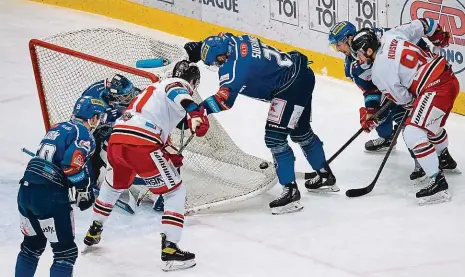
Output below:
[429,26,450,48]
[187,106,209,137]
[163,137,184,168]
[359,107,378,132]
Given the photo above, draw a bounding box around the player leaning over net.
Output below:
[15,96,106,277]
[350,18,459,205]
[83,61,207,271]
[327,21,444,185]
[183,33,336,215]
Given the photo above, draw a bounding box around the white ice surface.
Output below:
[1,1,465,276]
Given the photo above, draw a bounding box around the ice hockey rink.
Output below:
[1,0,465,276]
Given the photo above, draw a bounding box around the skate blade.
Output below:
[271,201,303,215]
[412,176,429,186]
[443,168,462,175]
[81,245,103,255]
[417,190,452,206]
[162,259,196,271]
[364,145,396,154]
[306,184,340,193]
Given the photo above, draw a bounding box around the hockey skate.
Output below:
[83,220,103,247]
[410,159,427,186]
[161,233,195,271]
[269,182,303,215]
[416,172,451,205]
[305,168,339,192]
[439,148,461,174]
[364,136,395,152]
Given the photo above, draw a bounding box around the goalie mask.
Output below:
[172,60,201,91]
[105,74,138,106]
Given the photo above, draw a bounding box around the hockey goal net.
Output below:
[29,28,277,213]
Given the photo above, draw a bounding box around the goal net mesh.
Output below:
[30,28,277,213]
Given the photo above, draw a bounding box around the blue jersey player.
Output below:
[328,21,428,181]
[184,33,337,214]
[15,96,106,277]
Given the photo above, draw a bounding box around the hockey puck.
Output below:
[259,162,269,169]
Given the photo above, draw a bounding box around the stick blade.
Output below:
[345,183,374,198]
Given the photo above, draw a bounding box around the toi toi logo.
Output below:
[401,0,465,74]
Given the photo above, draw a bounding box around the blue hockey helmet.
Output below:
[105,74,137,106]
[73,96,106,125]
[328,21,357,50]
[201,36,230,67]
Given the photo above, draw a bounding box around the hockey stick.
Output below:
[20,148,135,214]
[303,101,394,180]
[178,132,195,155]
[345,109,409,198]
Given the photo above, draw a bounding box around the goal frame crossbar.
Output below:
[29,38,159,131]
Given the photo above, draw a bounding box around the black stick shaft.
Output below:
[327,101,393,164]
[345,109,409,197]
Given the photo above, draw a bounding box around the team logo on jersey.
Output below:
[401,0,465,74]
[240,42,248,57]
[121,111,133,121]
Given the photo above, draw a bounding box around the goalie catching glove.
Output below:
[187,106,209,137]
[359,107,379,132]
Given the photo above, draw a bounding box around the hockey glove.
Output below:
[163,138,184,168]
[429,25,450,48]
[184,41,203,63]
[359,107,379,132]
[75,187,95,211]
[187,106,209,137]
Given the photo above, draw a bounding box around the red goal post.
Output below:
[29,39,159,131]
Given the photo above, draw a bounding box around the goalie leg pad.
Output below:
[265,130,296,185]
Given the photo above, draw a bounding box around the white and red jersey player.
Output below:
[353,18,458,204]
[85,61,208,267]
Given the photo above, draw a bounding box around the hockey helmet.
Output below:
[350,28,380,59]
[105,74,137,106]
[328,21,357,48]
[201,36,230,67]
[73,96,106,121]
[172,60,201,90]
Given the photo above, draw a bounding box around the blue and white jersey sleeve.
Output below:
[200,37,247,114]
[61,122,95,190]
